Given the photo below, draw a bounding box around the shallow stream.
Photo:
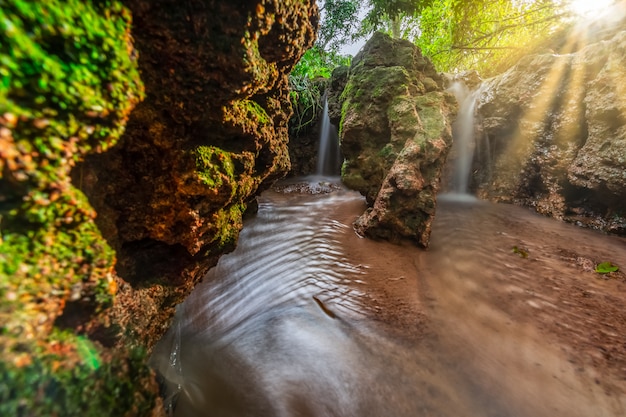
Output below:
[151,177,626,417]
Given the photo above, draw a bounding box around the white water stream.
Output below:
[447,82,485,195]
[315,98,341,176]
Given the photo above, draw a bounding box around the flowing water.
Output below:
[151,178,626,417]
[150,78,625,417]
[316,98,341,176]
[448,82,485,195]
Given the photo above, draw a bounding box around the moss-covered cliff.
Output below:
[0,1,160,415]
[0,0,318,415]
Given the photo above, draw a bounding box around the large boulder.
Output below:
[474,27,626,234]
[0,0,318,414]
[339,32,456,247]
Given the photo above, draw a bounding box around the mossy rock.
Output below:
[340,32,455,247]
[0,330,159,417]
[0,1,156,414]
[0,0,143,334]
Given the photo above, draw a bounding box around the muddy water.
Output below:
[151,178,626,417]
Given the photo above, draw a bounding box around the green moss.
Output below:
[414,93,447,143]
[387,96,418,128]
[210,202,246,251]
[0,330,158,417]
[351,66,409,104]
[340,66,410,135]
[0,0,149,412]
[0,1,144,166]
[233,99,271,124]
[0,188,116,337]
[0,0,141,328]
[377,143,397,161]
[194,145,236,191]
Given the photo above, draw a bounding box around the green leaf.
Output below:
[75,335,101,370]
[595,261,619,274]
[512,245,528,258]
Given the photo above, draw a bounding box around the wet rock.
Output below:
[339,32,456,247]
[0,1,160,415]
[79,0,318,348]
[474,28,626,235]
[0,0,318,414]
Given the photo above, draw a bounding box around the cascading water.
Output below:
[148,85,626,417]
[315,97,341,176]
[447,82,484,195]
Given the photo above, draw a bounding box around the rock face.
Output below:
[473,28,626,235]
[80,0,317,349]
[339,32,456,247]
[0,1,159,415]
[0,0,317,415]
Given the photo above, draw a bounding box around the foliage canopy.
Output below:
[312,0,586,76]
[416,0,570,75]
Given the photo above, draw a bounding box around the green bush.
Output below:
[288,46,350,135]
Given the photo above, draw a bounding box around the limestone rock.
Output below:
[0,1,160,415]
[78,0,318,348]
[340,32,456,247]
[0,0,318,414]
[474,29,626,234]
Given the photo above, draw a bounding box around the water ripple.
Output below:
[179,186,369,340]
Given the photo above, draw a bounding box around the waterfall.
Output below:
[316,97,341,176]
[448,82,483,195]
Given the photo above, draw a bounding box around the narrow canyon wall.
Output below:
[473,26,626,235]
[0,1,317,415]
[338,32,456,247]
[85,0,318,349]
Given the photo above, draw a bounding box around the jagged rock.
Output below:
[0,1,160,415]
[0,0,318,414]
[339,32,456,247]
[79,0,318,348]
[474,28,626,235]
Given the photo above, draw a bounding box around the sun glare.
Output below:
[567,0,615,17]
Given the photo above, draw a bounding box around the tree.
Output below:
[317,0,433,51]
[362,0,434,38]
[317,0,361,51]
[315,0,580,75]
[416,0,570,75]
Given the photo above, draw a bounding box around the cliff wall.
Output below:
[473,27,626,235]
[0,1,318,415]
